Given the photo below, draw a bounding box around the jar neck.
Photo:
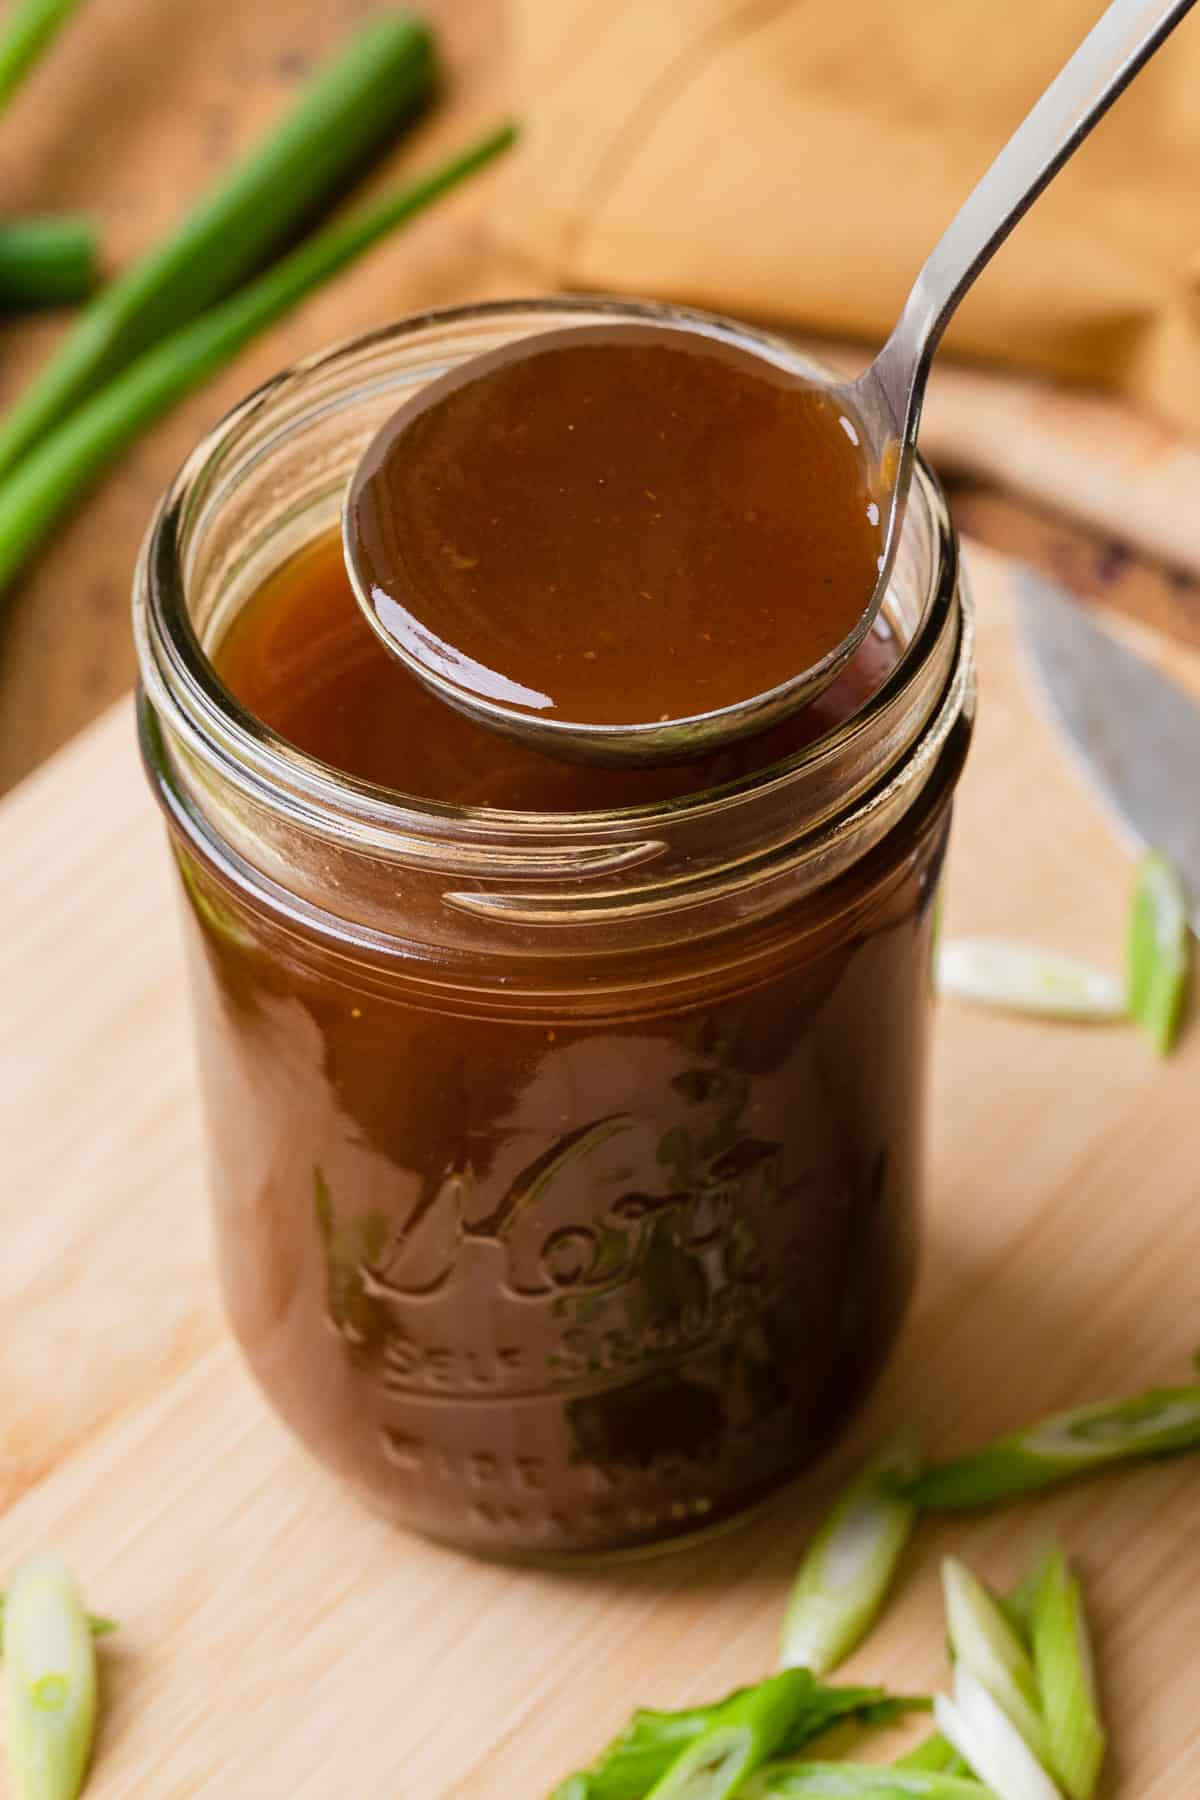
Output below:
[134,300,974,958]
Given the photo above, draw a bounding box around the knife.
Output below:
[1010,564,1200,932]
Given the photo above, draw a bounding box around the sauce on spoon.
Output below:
[346,323,883,734]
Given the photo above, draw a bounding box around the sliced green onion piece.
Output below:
[743,1762,994,1797]
[646,1673,814,1800]
[936,940,1126,1022]
[549,1678,923,1800]
[935,1671,1062,1800]
[890,1735,960,1774]
[996,1551,1052,1648]
[0,1600,114,1655]
[547,1700,719,1800]
[1029,1548,1105,1800]
[780,1439,921,1675]
[852,1697,934,1734]
[644,1723,756,1800]
[906,1385,1200,1509]
[942,1560,1047,1764]
[3,1555,97,1800]
[1126,852,1191,1055]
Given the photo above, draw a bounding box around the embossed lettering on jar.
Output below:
[134,302,975,1560]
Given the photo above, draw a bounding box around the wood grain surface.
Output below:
[1,544,1198,1797]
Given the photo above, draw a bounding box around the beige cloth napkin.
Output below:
[501,0,1200,433]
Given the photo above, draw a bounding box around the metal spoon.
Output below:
[346,0,1196,766]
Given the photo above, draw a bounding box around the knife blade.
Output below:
[1010,564,1200,932]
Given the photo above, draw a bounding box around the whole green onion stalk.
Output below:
[0,13,437,479]
[0,218,98,309]
[0,121,516,599]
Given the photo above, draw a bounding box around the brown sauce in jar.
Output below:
[189,526,951,1559]
[217,531,898,813]
[346,324,882,728]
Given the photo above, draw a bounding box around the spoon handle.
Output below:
[868,0,1197,435]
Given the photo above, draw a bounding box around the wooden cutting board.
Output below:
[1,544,1198,1798]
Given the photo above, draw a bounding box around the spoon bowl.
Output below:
[344,310,888,765]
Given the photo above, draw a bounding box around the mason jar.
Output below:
[134,299,975,1562]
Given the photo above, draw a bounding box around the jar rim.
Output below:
[135,296,963,850]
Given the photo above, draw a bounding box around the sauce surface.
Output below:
[216,531,898,812]
[346,323,882,729]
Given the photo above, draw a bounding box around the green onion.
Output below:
[645,1673,815,1800]
[905,1385,1200,1510]
[547,1704,710,1800]
[2,1555,97,1800]
[0,14,436,479]
[1126,852,1191,1055]
[0,218,98,309]
[549,1676,923,1800]
[0,0,85,112]
[996,1551,1051,1648]
[936,940,1126,1022]
[912,1560,1054,1780]
[942,1560,1047,1765]
[854,1699,935,1734]
[0,1601,114,1655]
[780,1440,921,1676]
[0,120,515,599]
[935,1670,1062,1800]
[743,1764,993,1797]
[890,1736,959,1775]
[1029,1549,1105,1800]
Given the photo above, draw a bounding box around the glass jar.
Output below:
[134,300,974,1562]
